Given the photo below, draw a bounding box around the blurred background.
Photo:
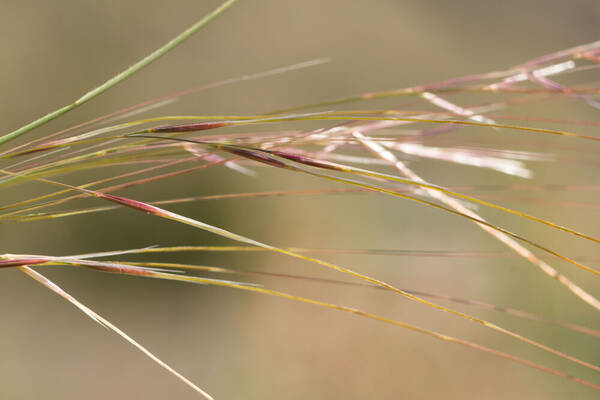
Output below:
[1,0,599,398]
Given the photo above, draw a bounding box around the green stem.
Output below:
[0,0,239,147]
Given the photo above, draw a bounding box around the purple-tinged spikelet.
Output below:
[220,146,290,169]
[0,258,48,268]
[148,121,230,133]
[269,150,344,171]
[97,192,169,217]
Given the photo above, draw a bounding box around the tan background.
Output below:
[1,1,599,399]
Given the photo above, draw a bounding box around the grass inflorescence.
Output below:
[2,2,600,398]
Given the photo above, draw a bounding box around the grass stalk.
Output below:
[0,0,239,147]
[19,265,215,399]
